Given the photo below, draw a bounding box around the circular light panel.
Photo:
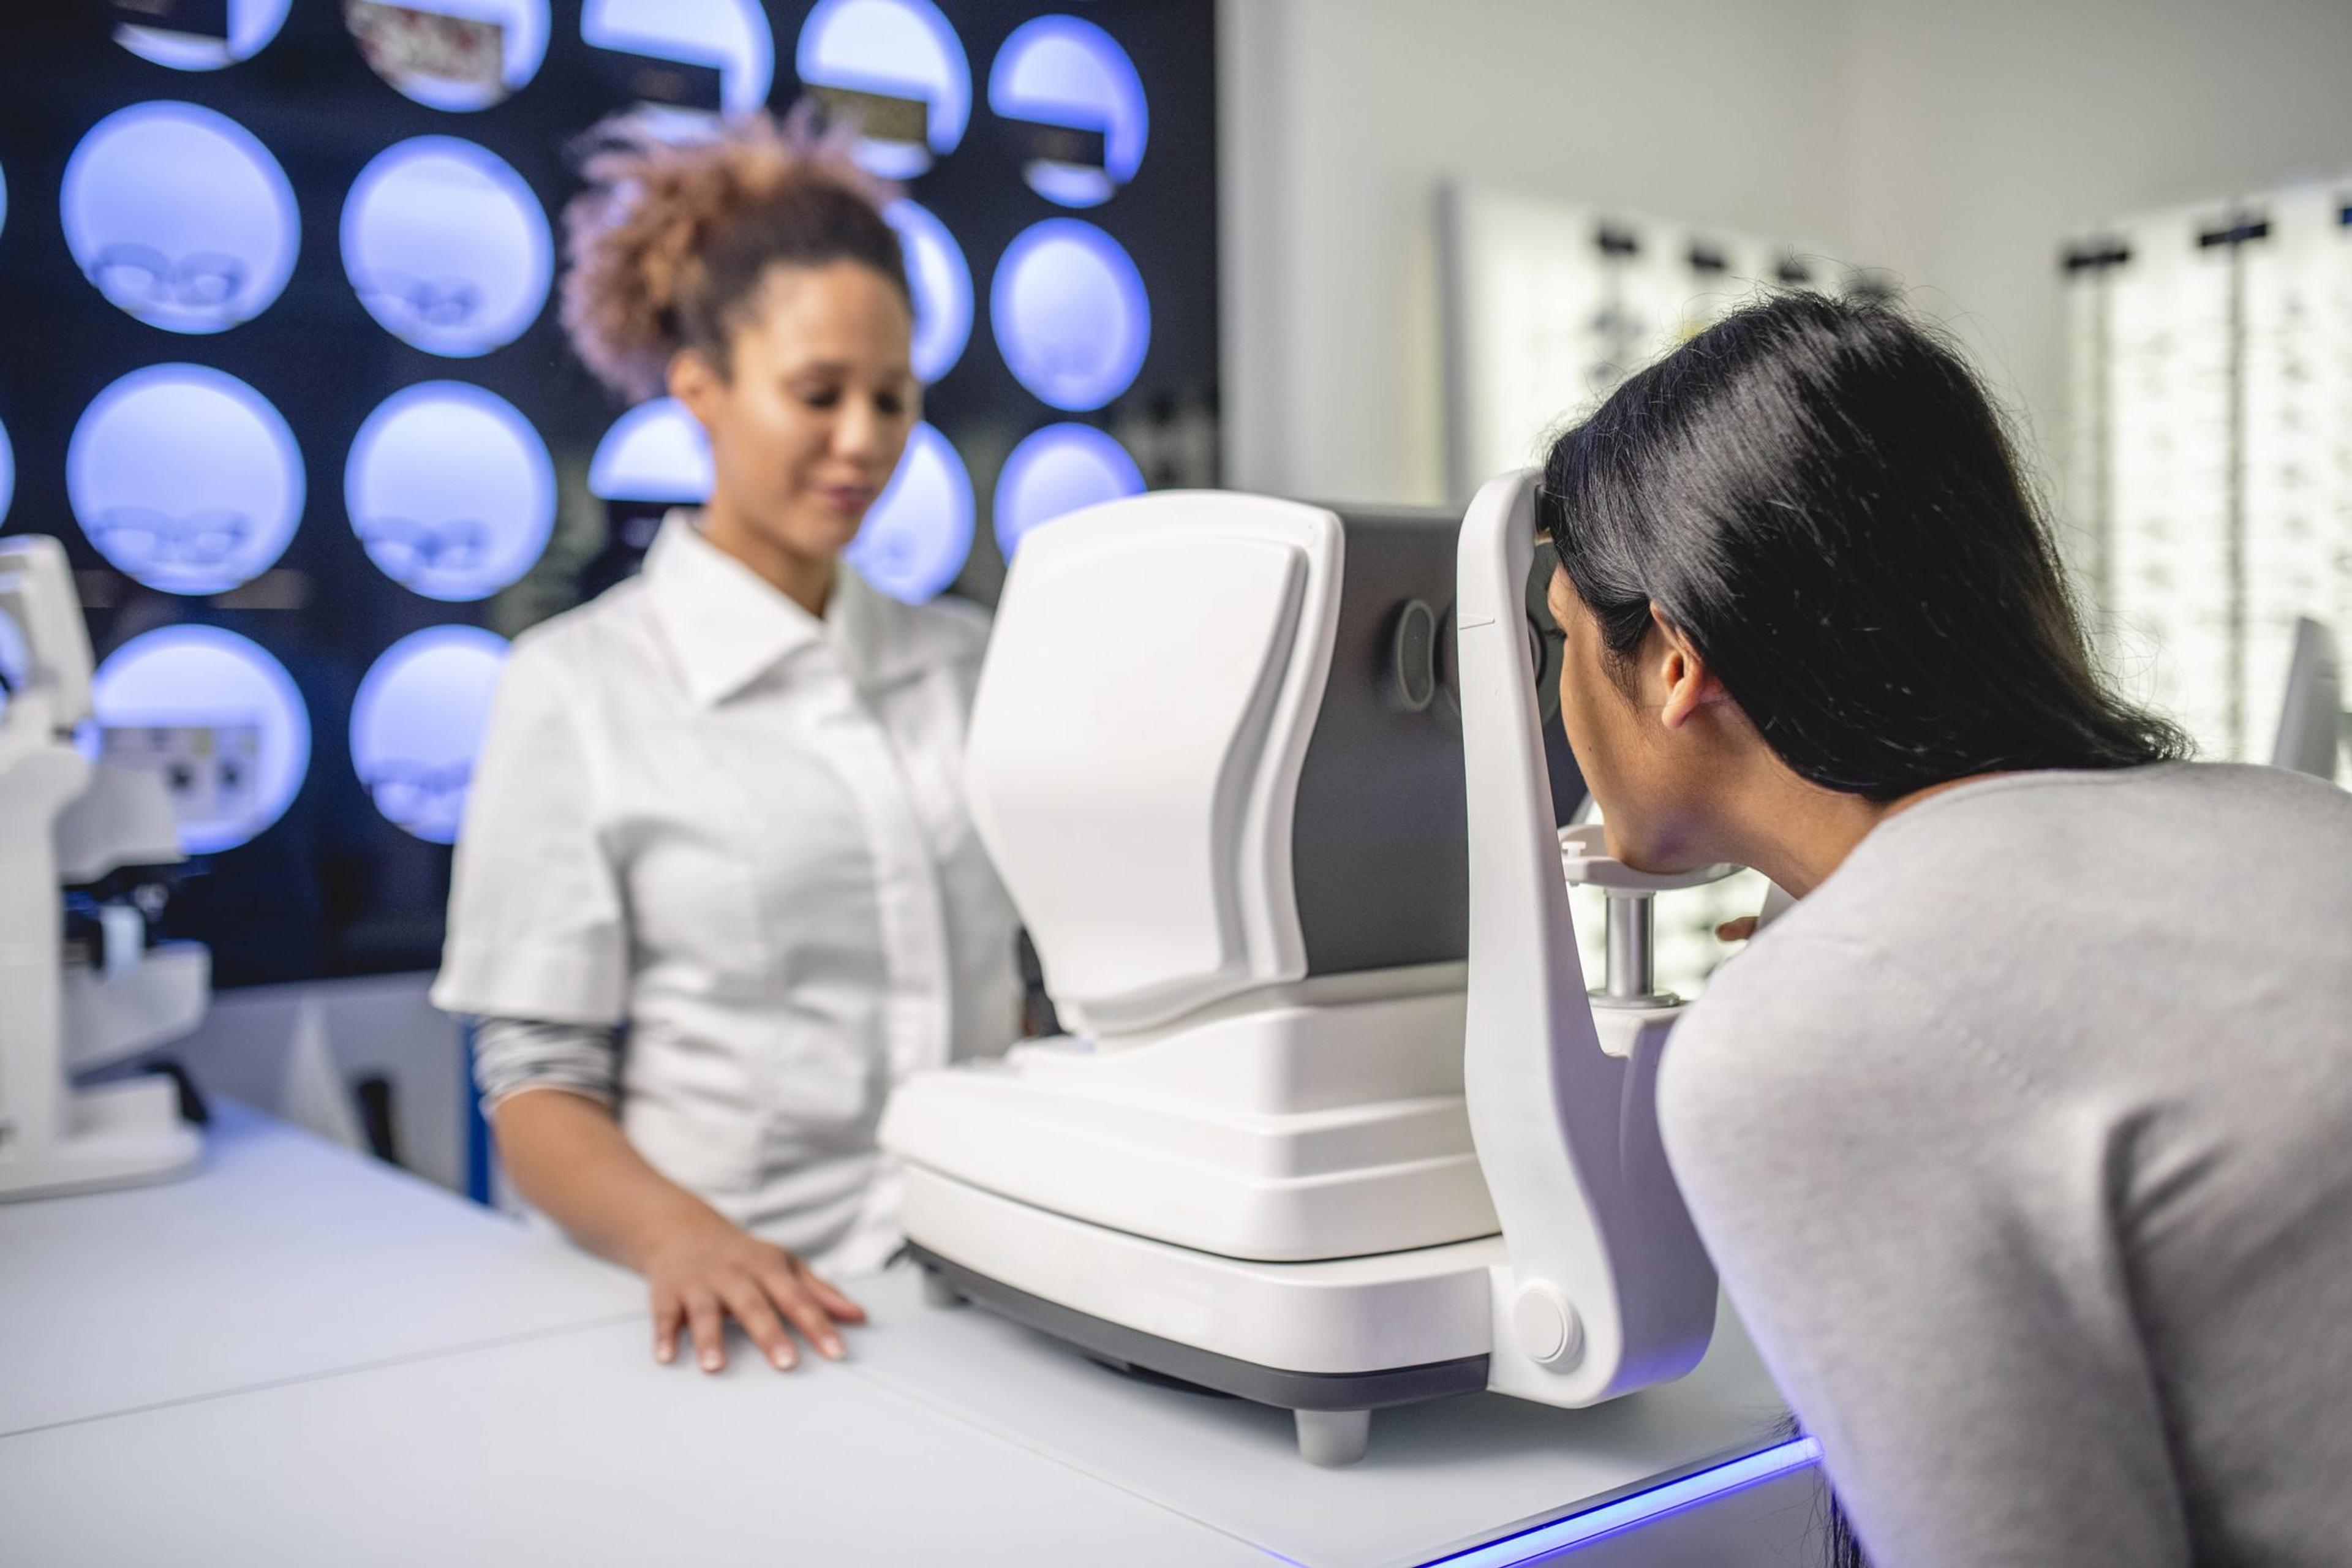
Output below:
[116,0,291,70]
[885,200,971,383]
[796,0,971,178]
[992,219,1151,412]
[68,364,306,597]
[62,100,300,335]
[582,0,774,115]
[994,423,1143,560]
[589,398,712,502]
[347,382,556,602]
[0,417,14,529]
[846,423,971,603]
[92,625,311,855]
[989,16,1148,208]
[343,137,552,358]
[350,625,508,845]
[350,0,550,111]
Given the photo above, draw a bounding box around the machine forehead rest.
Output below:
[964,492,1472,1038]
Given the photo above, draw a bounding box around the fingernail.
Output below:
[821,1340,845,1361]
[772,1348,796,1371]
[654,1343,673,1363]
[701,1351,722,1371]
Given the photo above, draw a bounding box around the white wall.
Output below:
[1221,0,2352,505]
[1218,0,1855,507]
[1846,0,2352,461]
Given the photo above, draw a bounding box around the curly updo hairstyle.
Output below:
[559,108,910,402]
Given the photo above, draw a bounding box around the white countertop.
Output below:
[0,1102,642,1438]
[0,1106,1820,1566]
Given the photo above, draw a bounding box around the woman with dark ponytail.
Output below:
[1537,292,2352,1567]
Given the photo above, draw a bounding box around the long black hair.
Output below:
[1540,291,2186,801]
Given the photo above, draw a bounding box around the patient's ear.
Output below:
[1651,606,1728,731]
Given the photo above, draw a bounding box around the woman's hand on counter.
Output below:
[642,1215,868,1374]
[487,1087,867,1375]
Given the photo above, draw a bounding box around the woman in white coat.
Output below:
[434,114,1021,1377]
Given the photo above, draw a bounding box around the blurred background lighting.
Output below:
[991,218,1151,411]
[61,100,299,334]
[988,15,1147,208]
[582,0,775,117]
[349,625,510,845]
[115,0,291,72]
[91,624,311,856]
[993,422,1144,560]
[67,364,305,597]
[342,136,553,358]
[348,0,551,113]
[345,382,556,602]
[796,0,970,178]
[885,198,973,383]
[589,397,713,503]
[846,421,972,603]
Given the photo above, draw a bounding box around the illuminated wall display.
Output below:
[846,421,971,603]
[6,1,1215,986]
[350,625,508,844]
[91,625,311,856]
[61,100,300,335]
[342,137,553,358]
[796,0,970,179]
[582,0,775,117]
[988,16,1148,208]
[67,364,305,597]
[589,397,714,503]
[993,423,1143,560]
[115,0,292,72]
[992,218,1151,411]
[886,199,973,383]
[347,0,551,113]
[346,382,556,601]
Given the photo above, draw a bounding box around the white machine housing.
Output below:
[0,535,203,1201]
[2272,616,2344,781]
[883,477,1719,1463]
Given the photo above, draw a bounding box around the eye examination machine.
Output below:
[0,535,207,1201]
[883,472,1740,1465]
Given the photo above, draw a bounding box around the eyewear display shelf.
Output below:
[0,1104,1822,1567]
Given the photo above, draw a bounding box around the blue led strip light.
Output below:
[1417,1436,1822,1566]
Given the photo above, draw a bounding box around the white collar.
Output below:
[641,511,934,707]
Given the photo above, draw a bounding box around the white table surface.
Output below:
[855,1272,1796,1568]
[1,1107,1817,1566]
[0,1104,641,1438]
[0,1318,1278,1568]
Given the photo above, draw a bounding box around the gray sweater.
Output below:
[1659,763,2352,1567]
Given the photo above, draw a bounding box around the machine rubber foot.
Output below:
[1294,1408,1370,1467]
[921,1267,965,1309]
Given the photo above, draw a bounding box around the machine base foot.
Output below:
[0,1077,200,1203]
[920,1267,965,1309]
[1295,1408,1370,1467]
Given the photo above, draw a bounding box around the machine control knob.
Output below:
[1387,599,1438,713]
[1510,1281,1584,1368]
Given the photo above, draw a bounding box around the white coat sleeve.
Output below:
[472,1017,621,1112]
[431,644,629,1027]
[1657,933,2193,1568]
